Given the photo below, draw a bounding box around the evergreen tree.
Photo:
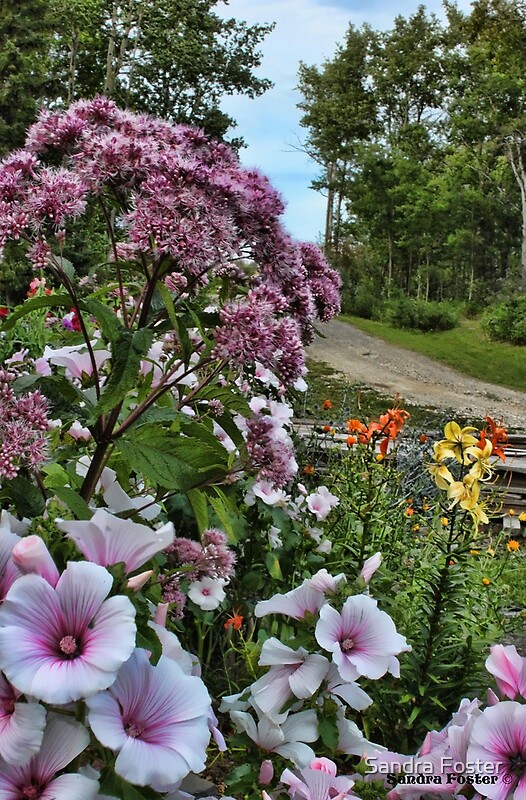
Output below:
[0,0,55,153]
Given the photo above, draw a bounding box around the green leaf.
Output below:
[42,463,69,489]
[318,715,339,751]
[265,550,283,580]
[54,256,75,279]
[0,294,72,331]
[36,374,91,417]
[99,769,159,799]
[92,328,153,416]
[154,281,179,331]
[118,425,224,491]
[53,486,92,520]
[187,488,209,532]
[82,297,124,344]
[4,476,45,517]
[136,627,162,666]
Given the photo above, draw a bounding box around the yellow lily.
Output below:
[466,440,494,481]
[447,473,481,510]
[428,462,454,490]
[434,421,479,464]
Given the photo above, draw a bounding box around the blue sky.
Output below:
[216,0,474,243]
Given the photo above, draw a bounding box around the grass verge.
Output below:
[339,315,526,393]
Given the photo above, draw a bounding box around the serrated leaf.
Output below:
[92,328,153,416]
[5,477,45,517]
[82,297,124,344]
[0,294,72,331]
[118,425,224,491]
[187,488,209,532]
[53,487,92,519]
[55,256,75,279]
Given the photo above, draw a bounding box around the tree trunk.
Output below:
[507,138,526,289]
[67,28,78,104]
[324,162,336,257]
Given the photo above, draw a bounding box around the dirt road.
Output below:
[307,319,526,430]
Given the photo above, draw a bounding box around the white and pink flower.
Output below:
[306,486,339,521]
[58,508,174,574]
[87,648,211,792]
[0,561,136,704]
[0,714,98,800]
[485,644,526,701]
[315,595,410,681]
[188,576,226,610]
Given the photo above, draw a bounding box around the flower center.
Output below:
[509,753,526,776]
[125,721,143,739]
[340,637,355,652]
[59,635,78,657]
[21,785,41,799]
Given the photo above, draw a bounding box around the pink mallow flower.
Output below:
[315,595,409,682]
[280,757,355,799]
[57,508,174,574]
[87,648,211,792]
[0,671,46,764]
[306,486,339,521]
[254,570,344,621]
[251,637,330,715]
[0,714,98,800]
[230,708,319,768]
[485,644,526,700]
[0,561,136,704]
[467,701,526,800]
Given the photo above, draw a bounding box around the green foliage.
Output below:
[482,293,526,343]
[298,1,526,301]
[385,297,459,332]
[49,0,274,141]
[0,0,56,153]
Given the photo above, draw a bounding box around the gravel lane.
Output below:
[307,319,526,430]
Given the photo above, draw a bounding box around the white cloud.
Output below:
[216,0,474,242]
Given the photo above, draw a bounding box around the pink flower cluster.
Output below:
[0,369,49,479]
[162,528,236,611]
[0,97,340,386]
[0,510,212,795]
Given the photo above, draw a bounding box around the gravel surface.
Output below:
[308,319,526,431]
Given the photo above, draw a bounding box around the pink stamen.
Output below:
[21,786,40,799]
[341,637,354,652]
[59,635,78,656]
[125,721,143,738]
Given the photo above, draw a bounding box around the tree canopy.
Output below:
[0,0,274,148]
[298,0,526,305]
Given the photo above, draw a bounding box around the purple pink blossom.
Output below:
[0,370,49,480]
[315,595,410,682]
[87,648,211,792]
[0,561,136,704]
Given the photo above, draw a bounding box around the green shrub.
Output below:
[483,294,526,344]
[386,297,459,332]
[341,277,384,319]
